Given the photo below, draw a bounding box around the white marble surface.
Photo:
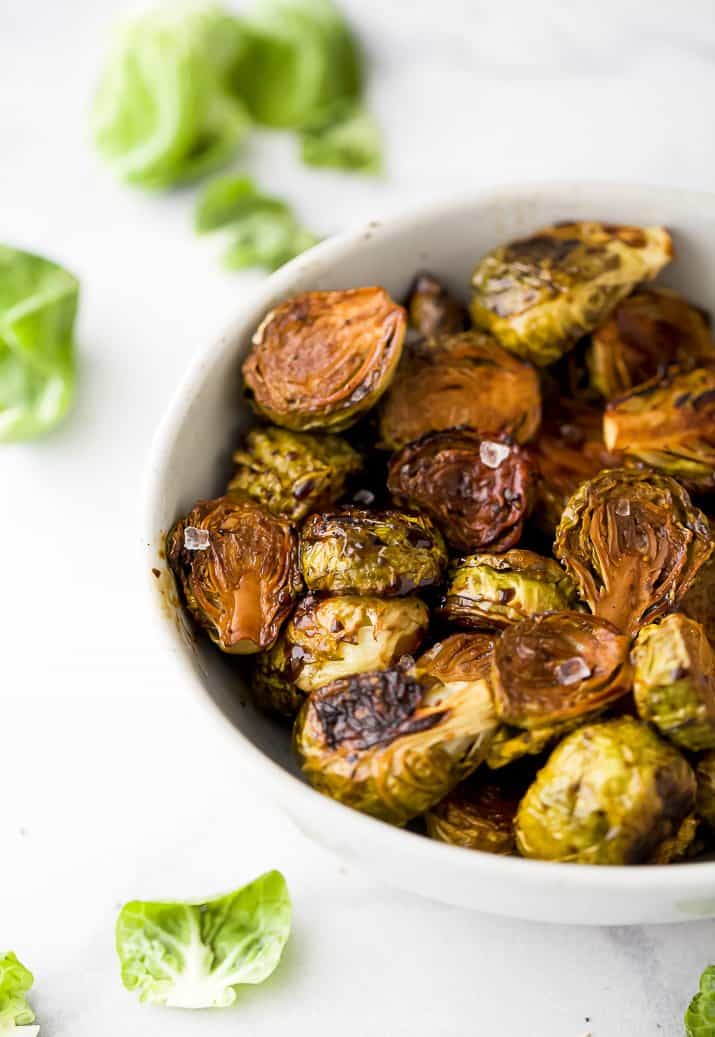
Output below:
[2,1,715,1034]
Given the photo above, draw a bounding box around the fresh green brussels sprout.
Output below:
[387,429,535,553]
[682,544,715,646]
[685,964,715,1037]
[294,643,499,825]
[470,222,673,366]
[515,717,696,864]
[167,496,302,654]
[425,770,523,854]
[227,426,362,521]
[0,951,37,1031]
[587,286,715,400]
[441,550,577,630]
[406,272,469,342]
[695,751,715,829]
[555,468,712,636]
[603,367,715,492]
[253,594,429,718]
[299,507,447,595]
[242,287,406,431]
[491,611,631,729]
[378,330,541,451]
[632,613,715,751]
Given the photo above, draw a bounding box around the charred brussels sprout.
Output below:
[299,508,446,595]
[253,594,429,718]
[555,468,712,636]
[633,614,715,751]
[167,496,301,654]
[227,426,362,521]
[515,717,696,864]
[682,546,715,645]
[242,287,406,431]
[294,649,499,825]
[587,286,715,399]
[491,611,631,729]
[378,330,541,451]
[405,272,469,342]
[470,222,673,366]
[387,429,535,553]
[695,751,715,829]
[425,771,523,854]
[603,367,715,492]
[441,550,577,630]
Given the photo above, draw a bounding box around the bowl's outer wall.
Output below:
[144,184,715,924]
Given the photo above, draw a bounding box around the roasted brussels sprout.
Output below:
[167,496,301,653]
[299,508,447,595]
[633,614,715,751]
[378,330,541,450]
[491,611,631,729]
[485,723,564,770]
[515,717,696,864]
[603,367,715,492]
[294,649,499,825]
[242,287,407,431]
[441,550,576,630]
[555,468,712,636]
[253,594,429,718]
[682,546,715,645]
[416,631,497,687]
[470,222,673,366]
[387,429,535,553]
[587,286,715,399]
[695,751,715,829]
[425,771,523,854]
[227,426,362,521]
[405,272,469,342]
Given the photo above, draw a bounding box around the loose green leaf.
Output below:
[116,870,291,1009]
[686,965,715,1036]
[0,951,37,1033]
[92,3,251,189]
[0,246,78,442]
[300,105,382,174]
[194,175,290,233]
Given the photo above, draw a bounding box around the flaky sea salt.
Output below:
[615,499,631,517]
[184,526,210,551]
[555,656,592,685]
[479,440,510,469]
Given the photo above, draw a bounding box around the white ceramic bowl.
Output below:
[143,182,715,926]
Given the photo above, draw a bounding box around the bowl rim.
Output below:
[142,179,715,893]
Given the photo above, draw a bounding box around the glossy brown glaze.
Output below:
[406,272,469,341]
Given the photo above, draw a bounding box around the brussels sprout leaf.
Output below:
[195,175,290,233]
[300,105,382,174]
[0,951,38,1034]
[115,871,291,1009]
[686,965,715,1036]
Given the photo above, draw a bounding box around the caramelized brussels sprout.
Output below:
[242,287,407,431]
[470,222,673,366]
[555,468,712,636]
[682,546,715,645]
[294,651,499,825]
[491,611,631,729]
[416,631,497,687]
[378,330,541,450]
[633,614,715,751]
[441,550,576,630]
[299,508,447,595]
[167,496,301,654]
[515,717,696,864]
[485,723,564,770]
[695,751,715,829]
[425,771,523,854]
[406,272,469,342]
[603,367,715,492]
[253,594,429,718]
[227,426,362,521]
[387,429,535,553]
[588,286,715,399]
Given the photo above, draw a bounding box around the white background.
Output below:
[3,1,715,1034]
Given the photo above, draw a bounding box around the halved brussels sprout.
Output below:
[491,611,631,729]
[603,367,715,492]
[387,429,535,553]
[470,222,673,366]
[441,550,577,630]
[299,508,447,595]
[555,468,712,636]
[515,717,696,864]
[378,330,541,451]
[633,613,715,751]
[167,496,301,654]
[485,723,564,770]
[682,544,715,645]
[242,287,407,431]
[253,594,429,718]
[425,770,524,854]
[227,426,362,521]
[695,751,715,829]
[294,649,499,825]
[416,631,497,687]
[587,286,715,399]
[406,272,469,342]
